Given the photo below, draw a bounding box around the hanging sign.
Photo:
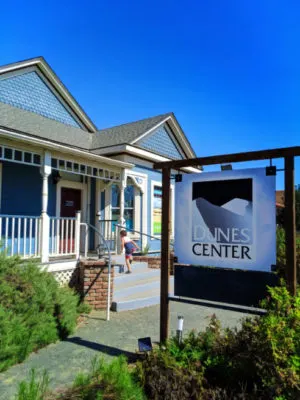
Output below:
[175,168,276,272]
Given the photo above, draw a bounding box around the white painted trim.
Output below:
[0,128,133,169]
[55,179,87,221]
[126,170,148,245]
[41,260,78,272]
[150,180,175,239]
[0,57,97,132]
[100,145,200,173]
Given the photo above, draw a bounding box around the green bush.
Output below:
[16,369,49,400]
[0,255,82,372]
[137,285,300,400]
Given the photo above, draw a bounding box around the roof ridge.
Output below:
[97,112,173,132]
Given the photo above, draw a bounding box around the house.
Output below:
[0,56,199,276]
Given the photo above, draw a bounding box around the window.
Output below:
[111,180,135,231]
[151,182,174,237]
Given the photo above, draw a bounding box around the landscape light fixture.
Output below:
[138,337,153,353]
[177,315,184,343]
[221,164,233,171]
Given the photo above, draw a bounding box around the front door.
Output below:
[60,188,82,253]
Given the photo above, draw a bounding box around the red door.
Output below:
[60,188,82,253]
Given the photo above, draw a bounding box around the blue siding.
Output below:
[138,126,183,160]
[1,162,56,216]
[0,71,80,127]
[132,165,162,252]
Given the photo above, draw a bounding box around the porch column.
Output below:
[40,151,51,263]
[117,171,126,254]
[118,171,126,227]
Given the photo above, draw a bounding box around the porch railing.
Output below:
[98,220,117,252]
[49,217,77,257]
[0,215,41,258]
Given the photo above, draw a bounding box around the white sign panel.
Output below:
[175,168,276,272]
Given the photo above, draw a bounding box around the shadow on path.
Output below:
[65,337,139,363]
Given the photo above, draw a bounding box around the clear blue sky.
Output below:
[0,0,299,188]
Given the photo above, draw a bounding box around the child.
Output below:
[120,230,139,274]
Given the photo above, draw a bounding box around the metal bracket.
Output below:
[271,264,277,272]
[175,174,182,183]
[266,166,277,176]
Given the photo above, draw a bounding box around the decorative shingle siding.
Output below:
[138,126,183,159]
[0,71,80,127]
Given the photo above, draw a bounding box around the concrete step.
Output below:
[114,268,160,289]
[112,276,174,312]
[114,262,148,275]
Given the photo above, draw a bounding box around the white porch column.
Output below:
[118,171,126,227]
[40,151,51,263]
[117,171,126,254]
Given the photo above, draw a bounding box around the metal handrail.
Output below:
[80,222,112,322]
[114,224,174,248]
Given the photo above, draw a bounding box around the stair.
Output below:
[112,260,174,312]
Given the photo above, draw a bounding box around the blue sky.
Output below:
[0,0,299,188]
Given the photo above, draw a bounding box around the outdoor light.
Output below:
[176,315,184,343]
[51,170,62,184]
[221,164,232,171]
[138,337,153,353]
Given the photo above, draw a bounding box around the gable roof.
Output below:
[0,101,92,150]
[93,113,172,148]
[0,57,97,132]
[92,112,196,159]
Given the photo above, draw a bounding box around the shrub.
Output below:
[137,285,300,400]
[16,369,50,400]
[16,356,145,400]
[0,255,82,372]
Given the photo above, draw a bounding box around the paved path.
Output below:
[0,302,250,399]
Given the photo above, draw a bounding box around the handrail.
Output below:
[80,222,112,322]
[114,224,174,247]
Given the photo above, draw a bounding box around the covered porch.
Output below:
[0,139,143,263]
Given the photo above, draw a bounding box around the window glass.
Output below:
[125,185,134,208]
[111,185,120,208]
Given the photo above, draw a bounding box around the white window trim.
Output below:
[55,179,87,221]
[150,180,174,240]
[106,171,148,243]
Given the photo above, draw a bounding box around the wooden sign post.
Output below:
[284,156,297,296]
[160,167,171,343]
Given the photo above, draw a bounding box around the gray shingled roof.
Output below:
[0,101,197,161]
[0,101,93,150]
[91,113,173,149]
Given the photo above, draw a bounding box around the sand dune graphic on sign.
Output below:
[195,198,252,242]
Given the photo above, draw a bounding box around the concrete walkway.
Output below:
[0,302,251,399]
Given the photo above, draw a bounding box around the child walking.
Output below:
[120,230,139,273]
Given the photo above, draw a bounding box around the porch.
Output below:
[0,141,143,265]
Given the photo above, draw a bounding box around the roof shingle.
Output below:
[92,113,173,149]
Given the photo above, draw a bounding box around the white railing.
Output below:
[0,212,81,261]
[49,216,77,257]
[98,220,117,252]
[0,215,41,258]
